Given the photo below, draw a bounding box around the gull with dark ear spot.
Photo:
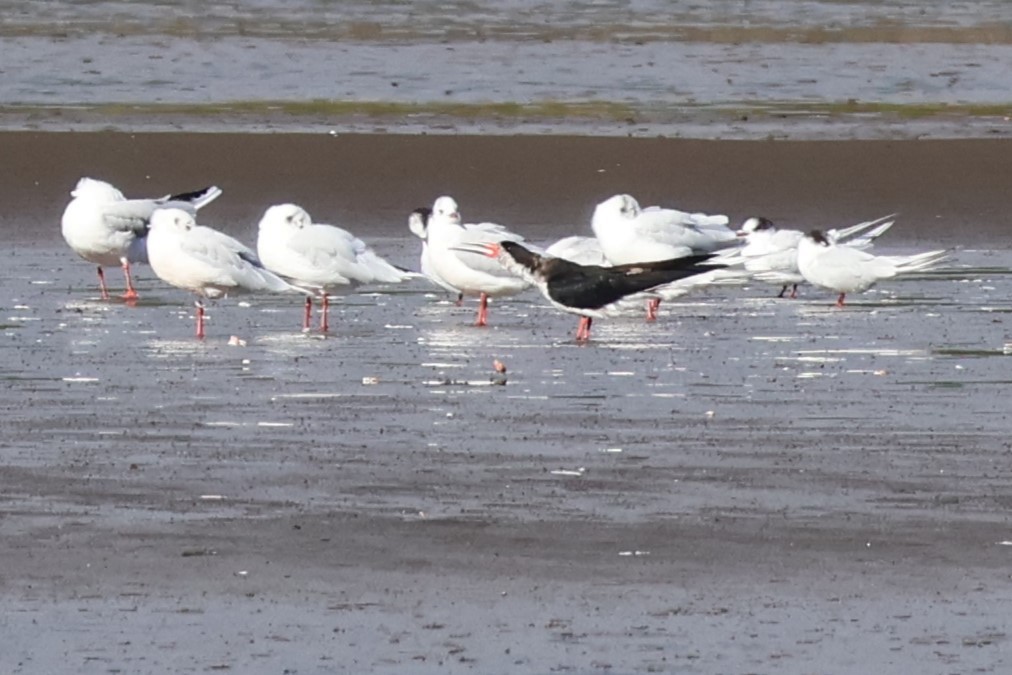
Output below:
[147,208,303,339]
[60,177,222,301]
[421,196,531,327]
[712,214,896,299]
[256,203,414,332]
[408,206,464,304]
[796,229,947,307]
[455,240,739,342]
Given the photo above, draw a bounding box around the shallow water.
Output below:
[1,1,1009,137]
[6,228,1012,671]
[6,239,1012,508]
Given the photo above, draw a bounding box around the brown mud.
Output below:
[2,131,1012,673]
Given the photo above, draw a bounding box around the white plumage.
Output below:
[257,203,412,331]
[60,177,222,300]
[715,215,896,298]
[147,208,299,337]
[422,195,531,326]
[544,235,609,266]
[590,193,737,319]
[591,193,736,265]
[258,203,410,290]
[408,206,463,298]
[796,229,947,306]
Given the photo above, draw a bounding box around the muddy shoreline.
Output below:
[4,131,1011,245]
[2,130,1012,673]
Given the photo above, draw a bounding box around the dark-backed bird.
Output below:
[457,240,742,342]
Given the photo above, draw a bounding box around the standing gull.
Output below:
[61,177,222,300]
[408,206,464,303]
[147,208,300,338]
[796,229,947,307]
[422,196,530,326]
[257,203,413,332]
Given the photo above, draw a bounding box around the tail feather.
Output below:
[166,186,223,210]
[705,248,746,265]
[653,268,751,300]
[261,268,312,295]
[358,250,416,284]
[686,213,731,229]
[845,220,894,249]
[888,249,949,273]
[832,213,898,241]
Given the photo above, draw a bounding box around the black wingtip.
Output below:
[168,186,216,203]
[237,249,263,268]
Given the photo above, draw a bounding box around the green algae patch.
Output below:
[723,100,1012,120]
[36,99,638,122]
[5,20,1011,46]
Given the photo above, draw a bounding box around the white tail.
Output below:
[831,213,898,241]
[887,249,949,274]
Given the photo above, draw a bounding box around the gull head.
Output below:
[150,207,196,232]
[596,193,641,223]
[431,196,461,225]
[260,203,312,232]
[806,229,831,246]
[738,216,776,236]
[71,177,126,202]
[408,207,432,239]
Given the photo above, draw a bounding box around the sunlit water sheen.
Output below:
[5,240,1012,504]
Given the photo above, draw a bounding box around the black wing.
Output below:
[545,263,707,311]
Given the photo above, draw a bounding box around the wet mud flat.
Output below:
[3,132,1012,673]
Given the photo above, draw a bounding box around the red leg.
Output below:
[96,266,110,301]
[121,260,139,301]
[455,293,464,307]
[320,293,330,333]
[303,296,313,331]
[789,284,798,300]
[195,302,206,339]
[576,316,592,342]
[646,298,660,321]
[475,292,489,327]
[835,293,846,307]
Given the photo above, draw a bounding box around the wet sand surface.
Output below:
[4,132,1012,673]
